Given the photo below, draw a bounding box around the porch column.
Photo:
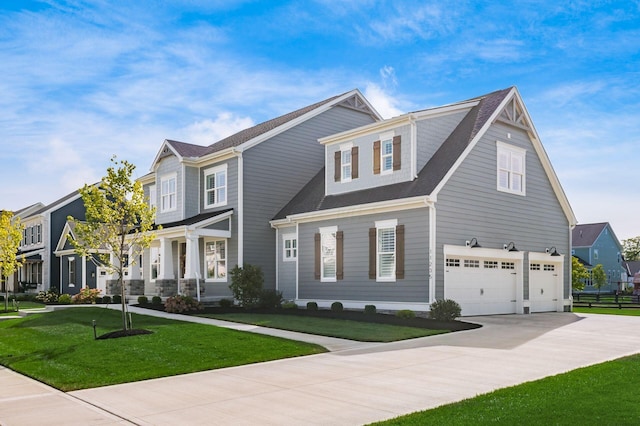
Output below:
[128,245,141,279]
[158,238,174,280]
[82,256,87,289]
[184,232,200,280]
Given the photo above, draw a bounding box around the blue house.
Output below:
[572,222,626,293]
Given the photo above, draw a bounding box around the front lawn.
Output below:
[573,307,640,316]
[0,300,46,315]
[0,307,325,391]
[200,312,449,342]
[374,354,640,425]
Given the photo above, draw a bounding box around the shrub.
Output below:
[137,295,149,305]
[36,289,59,303]
[306,301,318,311]
[219,298,234,308]
[151,296,162,305]
[95,297,103,304]
[364,304,377,315]
[331,301,343,312]
[258,289,283,309]
[113,294,122,304]
[282,301,298,309]
[102,295,112,304]
[164,295,203,314]
[429,299,462,321]
[229,263,264,308]
[396,309,415,319]
[58,294,72,304]
[72,288,101,304]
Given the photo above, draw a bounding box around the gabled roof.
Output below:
[572,222,620,248]
[624,260,640,275]
[275,87,553,220]
[150,89,381,170]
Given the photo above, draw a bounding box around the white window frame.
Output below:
[148,184,157,210]
[205,239,227,282]
[160,174,177,212]
[376,219,397,282]
[282,234,297,262]
[149,247,160,282]
[340,143,352,182]
[204,164,228,208]
[496,141,526,196]
[381,138,393,174]
[320,226,337,282]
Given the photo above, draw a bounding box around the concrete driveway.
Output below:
[3,312,640,425]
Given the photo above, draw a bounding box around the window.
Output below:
[204,165,227,208]
[160,174,177,212]
[464,259,480,268]
[283,234,297,261]
[377,226,396,280]
[341,149,352,182]
[593,249,599,260]
[530,263,541,271]
[27,262,42,283]
[320,227,337,281]
[497,142,526,195]
[502,262,515,269]
[373,135,400,174]
[68,257,76,285]
[205,240,227,281]
[381,139,393,173]
[446,258,460,267]
[369,221,404,281]
[148,184,157,209]
[150,247,160,281]
[544,264,555,271]
[484,260,499,269]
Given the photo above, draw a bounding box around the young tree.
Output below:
[0,211,24,312]
[571,256,588,292]
[622,237,640,262]
[69,157,156,330]
[591,264,608,294]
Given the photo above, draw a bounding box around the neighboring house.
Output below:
[271,86,576,316]
[572,222,626,293]
[4,203,43,293]
[12,190,97,295]
[623,260,640,293]
[124,90,381,300]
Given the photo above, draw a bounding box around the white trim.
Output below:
[410,118,417,179]
[443,244,525,260]
[339,144,353,183]
[237,151,244,266]
[319,226,338,282]
[159,173,177,212]
[428,204,436,304]
[375,219,398,282]
[320,115,411,145]
[204,238,228,282]
[295,299,431,312]
[282,233,297,262]
[375,219,397,228]
[295,223,299,300]
[203,163,228,208]
[496,141,526,196]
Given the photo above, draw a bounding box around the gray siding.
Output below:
[199,158,239,214]
[416,110,468,171]
[276,225,297,300]
[435,121,571,300]
[183,166,199,218]
[243,105,377,287]
[326,124,413,196]
[155,155,183,224]
[297,209,430,303]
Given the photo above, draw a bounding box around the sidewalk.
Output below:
[2,311,640,425]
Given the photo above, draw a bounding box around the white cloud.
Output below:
[364,83,404,119]
[182,113,255,146]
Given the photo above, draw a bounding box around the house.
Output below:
[622,260,640,293]
[271,86,576,316]
[121,90,381,300]
[12,190,97,295]
[572,222,626,293]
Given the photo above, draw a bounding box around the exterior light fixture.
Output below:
[466,238,481,248]
[504,242,518,252]
[546,247,561,256]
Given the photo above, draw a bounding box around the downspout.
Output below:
[428,201,436,304]
[274,227,279,292]
[410,116,418,179]
[235,149,244,266]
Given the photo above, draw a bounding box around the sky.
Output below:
[1,0,639,240]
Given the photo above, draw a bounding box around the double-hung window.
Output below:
[377,220,396,281]
[341,148,352,182]
[205,239,227,281]
[381,139,393,173]
[148,184,157,210]
[149,247,160,281]
[160,174,177,212]
[320,227,337,281]
[283,234,297,261]
[497,142,526,195]
[204,165,227,208]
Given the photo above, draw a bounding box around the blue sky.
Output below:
[1,0,639,239]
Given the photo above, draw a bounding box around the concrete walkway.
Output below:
[2,311,640,425]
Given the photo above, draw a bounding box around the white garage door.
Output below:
[445,256,518,316]
[529,262,560,312]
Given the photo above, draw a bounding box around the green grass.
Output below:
[0,307,325,391]
[200,313,448,342]
[374,354,640,425]
[573,307,640,316]
[0,300,46,315]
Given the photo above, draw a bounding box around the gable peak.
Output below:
[337,93,380,120]
[496,95,531,130]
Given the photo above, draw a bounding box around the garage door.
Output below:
[529,262,559,312]
[445,256,518,316]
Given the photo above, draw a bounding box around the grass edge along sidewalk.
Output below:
[0,307,325,391]
[372,353,640,426]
